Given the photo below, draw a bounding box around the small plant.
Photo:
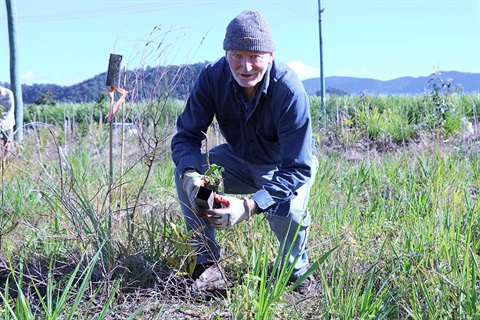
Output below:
[203,163,224,193]
[201,126,225,193]
[164,222,198,277]
[94,92,109,110]
[423,71,463,138]
[34,91,56,106]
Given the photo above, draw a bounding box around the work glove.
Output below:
[201,194,257,230]
[182,170,205,215]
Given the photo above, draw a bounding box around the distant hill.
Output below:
[303,71,480,96]
[1,62,208,104]
[2,68,479,104]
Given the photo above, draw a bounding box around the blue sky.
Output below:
[1,0,479,86]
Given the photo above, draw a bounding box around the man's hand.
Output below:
[201,194,257,230]
[182,170,205,215]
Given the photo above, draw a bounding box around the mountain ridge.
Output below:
[303,71,480,95]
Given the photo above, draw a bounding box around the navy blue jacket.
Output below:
[171,57,314,215]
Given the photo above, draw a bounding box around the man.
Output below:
[0,86,15,159]
[171,10,318,294]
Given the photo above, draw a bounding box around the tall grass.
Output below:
[1,90,479,318]
[305,141,480,319]
[312,92,480,145]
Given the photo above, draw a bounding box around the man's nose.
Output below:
[240,58,253,71]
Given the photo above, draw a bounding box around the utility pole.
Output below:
[318,0,326,128]
[5,0,24,142]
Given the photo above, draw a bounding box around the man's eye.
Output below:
[251,55,263,62]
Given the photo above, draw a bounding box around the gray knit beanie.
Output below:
[223,10,275,52]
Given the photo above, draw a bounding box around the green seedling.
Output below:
[203,163,224,193]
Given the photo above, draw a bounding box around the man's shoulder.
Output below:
[204,57,228,72]
[271,60,298,81]
[200,57,230,83]
[270,60,305,93]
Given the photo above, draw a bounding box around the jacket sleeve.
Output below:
[171,68,215,176]
[251,85,314,216]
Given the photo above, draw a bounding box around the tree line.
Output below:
[0,62,209,105]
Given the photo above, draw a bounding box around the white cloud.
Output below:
[286,60,320,80]
[21,70,48,85]
[20,70,81,86]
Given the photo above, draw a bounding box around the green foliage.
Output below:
[23,99,184,139]
[203,163,225,192]
[362,106,415,143]
[34,91,56,106]
[422,71,465,138]
[163,222,197,276]
[305,146,480,319]
[0,250,143,319]
[225,220,336,319]
[94,92,109,110]
[309,91,479,146]
[2,90,480,318]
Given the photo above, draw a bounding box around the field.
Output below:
[1,87,480,319]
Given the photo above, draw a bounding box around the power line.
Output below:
[2,2,217,23]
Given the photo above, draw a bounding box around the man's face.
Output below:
[226,50,274,88]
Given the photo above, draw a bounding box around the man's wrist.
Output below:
[243,197,261,216]
[181,167,199,179]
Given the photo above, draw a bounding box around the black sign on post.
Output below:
[105,54,123,87]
